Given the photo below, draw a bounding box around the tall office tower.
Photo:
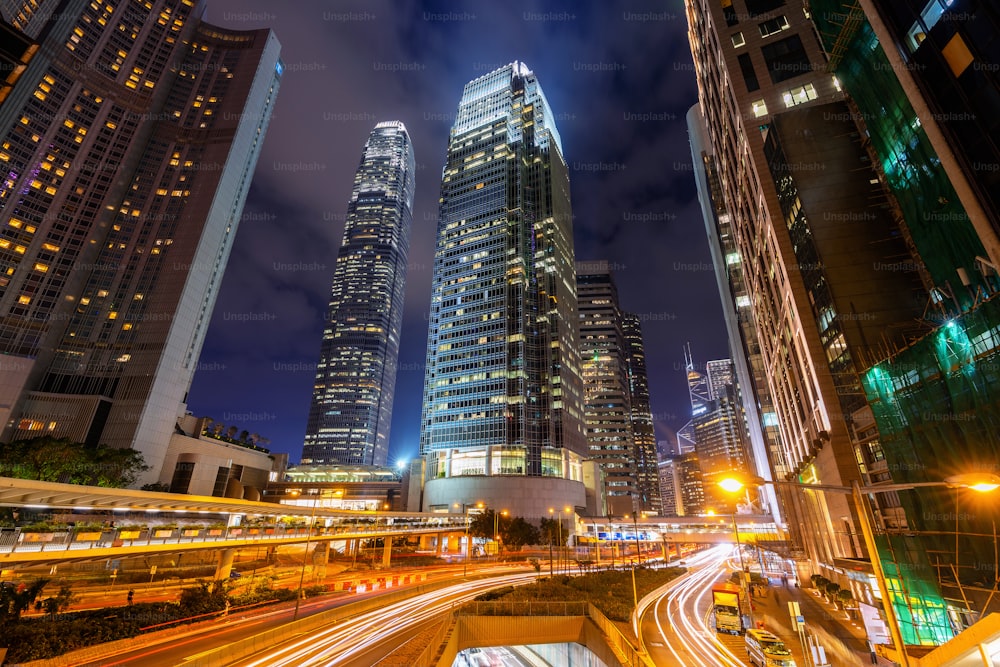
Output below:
[685,0,933,606]
[577,265,636,516]
[302,122,414,467]
[693,383,752,513]
[0,0,281,485]
[807,0,1000,644]
[676,451,705,517]
[704,359,733,400]
[687,104,786,523]
[576,265,661,516]
[622,312,661,515]
[418,63,590,520]
[657,458,680,516]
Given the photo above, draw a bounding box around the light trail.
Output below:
[642,545,748,667]
[228,573,539,666]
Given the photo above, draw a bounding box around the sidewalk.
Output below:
[752,579,893,666]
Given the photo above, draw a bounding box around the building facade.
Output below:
[418,62,591,521]
[621,312,662,515]
[809,0,1000,644]
[302,121,415,467]
[0,0,281,485]
[577,264,661,516]
[684,0,937,608]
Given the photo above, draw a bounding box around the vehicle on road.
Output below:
[745,628,796,666]
[711,582,744,634]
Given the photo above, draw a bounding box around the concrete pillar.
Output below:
[435,533,444,554]
[214,548,236,580]
[313,542,328,580]
[381,539,392,569]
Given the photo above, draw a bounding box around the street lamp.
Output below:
[718,473,1000,667]
[493,510,507,561]
[549,507,572,572]
[625,511,648,566]
[288,490,320,621]
[455,501,483,577]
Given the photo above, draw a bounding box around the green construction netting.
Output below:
[809,0,987,312]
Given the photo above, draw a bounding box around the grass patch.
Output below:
[473,567,685,621]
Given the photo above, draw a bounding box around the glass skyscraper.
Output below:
[418,62,591,518]
[302,121,415,467]
[0,0,281,485]
[577,264,661,516]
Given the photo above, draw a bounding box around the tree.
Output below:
[42,586,74,616]
[539,517,563,546]
[0,437,148,488]
[502,517,540,550]
[0,579,48,621]
[468,510,496,540]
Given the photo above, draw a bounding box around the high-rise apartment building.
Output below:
[577,264,661,516]
[302,121,414,467]
[418,63,591,520]
[0,0,281,485]
[685,0,934,609]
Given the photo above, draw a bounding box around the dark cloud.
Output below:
[189,0,727,464]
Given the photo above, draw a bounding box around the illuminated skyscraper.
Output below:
[0,0,281,484]
[302,121,414,467]
[577,263,661,516]
[418,62,591,519]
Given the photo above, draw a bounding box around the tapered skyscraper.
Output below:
[302,122,414,467]
[0,0,281,485]
[418,63,591,519]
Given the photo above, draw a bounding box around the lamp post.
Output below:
[718,473,1000,667]
[289,490,320,621]
[456,501,483,578]
[493,510,507,562]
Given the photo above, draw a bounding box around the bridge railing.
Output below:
[455,600,589,616]
[0,520,463,555]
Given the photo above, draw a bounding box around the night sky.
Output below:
[188,0,729,466]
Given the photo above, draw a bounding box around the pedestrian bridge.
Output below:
[0,476,784,569]
[0,476,466,568]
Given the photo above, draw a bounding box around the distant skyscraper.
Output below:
[657,458,680,516]
[419,62,591,520]
[0,0,281,485]
[577,264,661,516]
[302,122,414,467]
[622,312,661,515]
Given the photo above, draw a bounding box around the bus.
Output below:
[745,628,796,667]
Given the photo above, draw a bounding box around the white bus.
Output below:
[745,628,797,667]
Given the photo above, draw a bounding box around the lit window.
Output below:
[782,83,818,108]
[751,99,769,118]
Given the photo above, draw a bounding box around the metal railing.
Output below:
[0,521,453,555]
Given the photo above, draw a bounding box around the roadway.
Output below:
[61,564,532,667]
[229,569,539,667]
[638,544,752,667]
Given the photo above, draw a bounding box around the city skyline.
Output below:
[186,1,730,466]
